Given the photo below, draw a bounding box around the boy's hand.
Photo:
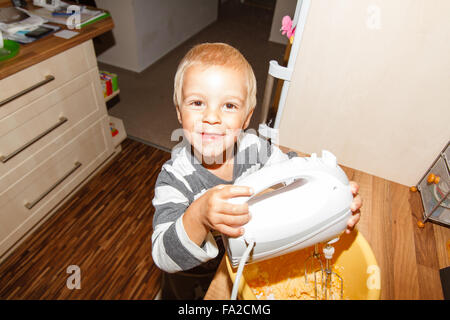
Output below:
[201,185,254,237]
[346,181,363,234]
[183,185,253,245]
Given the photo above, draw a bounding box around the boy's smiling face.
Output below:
[176,65,254,164]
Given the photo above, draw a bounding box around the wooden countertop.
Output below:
[0,1,114,80]
[204,146,450,300]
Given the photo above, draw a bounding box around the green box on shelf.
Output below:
[100,71,119,92]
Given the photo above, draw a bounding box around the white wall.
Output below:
[133,0,218,72]
[95,0,140,71]
[96,0,218,72]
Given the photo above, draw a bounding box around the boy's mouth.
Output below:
[200,132,225,142]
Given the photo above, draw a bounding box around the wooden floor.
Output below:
[0,139,170,299]
[0,139,449,299]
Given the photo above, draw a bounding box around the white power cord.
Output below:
[230,239,255,300]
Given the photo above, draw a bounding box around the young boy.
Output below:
[152,43,362,299]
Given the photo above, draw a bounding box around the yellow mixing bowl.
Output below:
[226,230,381,300]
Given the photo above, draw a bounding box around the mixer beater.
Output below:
[304,244,323,299]
[304,241,344,300]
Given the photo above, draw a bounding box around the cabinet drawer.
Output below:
[0,68,106,178]
[0,41,97,119]
[0,117,113,258]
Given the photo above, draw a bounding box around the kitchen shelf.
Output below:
[109,115,126,148]
[105,89,120,102]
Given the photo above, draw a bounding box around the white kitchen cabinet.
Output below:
[0,40,122,262]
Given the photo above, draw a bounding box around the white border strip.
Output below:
[274,0,312,129]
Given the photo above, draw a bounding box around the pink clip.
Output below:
[281,15,296,38]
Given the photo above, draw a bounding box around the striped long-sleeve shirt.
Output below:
[151,133,297,274]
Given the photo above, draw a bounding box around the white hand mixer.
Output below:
[222,150,353,300]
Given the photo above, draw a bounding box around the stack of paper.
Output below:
[26,3,109,29]
[0,7,46,34]
[0,7,59,44]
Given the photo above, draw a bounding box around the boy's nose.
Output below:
[202,106,221,124]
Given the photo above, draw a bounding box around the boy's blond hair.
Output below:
[173,43,257,113]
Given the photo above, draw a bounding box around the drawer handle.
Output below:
[0,116,68,163]
[0,75,56,107]
[25,161,82,210]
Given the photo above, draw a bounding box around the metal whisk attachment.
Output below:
[304,244,323,299]
[322,244,343,300]
[304,243,344,300]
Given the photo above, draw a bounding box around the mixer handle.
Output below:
[228,150,345,205]
[228,157,311,205]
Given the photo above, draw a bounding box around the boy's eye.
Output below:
[224,103,237,110]
[191,101,203,107]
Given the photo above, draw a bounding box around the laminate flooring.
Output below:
[0,139,169,299]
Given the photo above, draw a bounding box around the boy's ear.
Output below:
[243,107,255,129]
[175,105,182,124]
